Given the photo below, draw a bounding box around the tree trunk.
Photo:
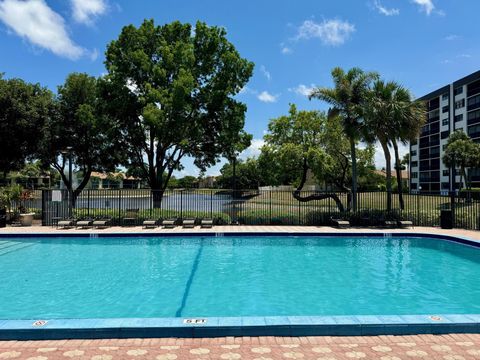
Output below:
[380,140,392,212]
[152,188,164,208]
[292,158,345,212]
[392,141,405,210]
[350,137,358,212]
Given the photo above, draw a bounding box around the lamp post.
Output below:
[61,147,73,217]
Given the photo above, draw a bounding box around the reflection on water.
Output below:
[74,192,234,212]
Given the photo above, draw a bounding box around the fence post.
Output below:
[118,189,122,225]
[269,190,272,225]
[298,194,301,225]
[41,189,46,226]
[180,190,183,219]
[87,190,90,218]
[450,190,456,228]
[210,190,213,218]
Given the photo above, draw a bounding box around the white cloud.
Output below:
[281,46,292,54]
[289,84,316,97]
[258,91,278,103]
[71,0,107,24]
[295,19,355,46]
[365,142,409,170]
[411,0,435,15]
[260,65,271,81]
[240,138,265,160]
[457,54,471,59]
[0,0,85,59]
[445,34,459,41]
[373,0,400,16]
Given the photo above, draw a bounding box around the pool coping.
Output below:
[1,231,479,339]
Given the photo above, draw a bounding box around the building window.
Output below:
[430,146,440,157]
[455,99,465,109]
[468,109,480,125]
[441,182,450,190]
[442,118,449,126]
[454,86,463,96]
[411,161,418,168]
[442,93,449,101]
[411,150,417,156]
[468,124,480,138]
[411,172,418,179]
[467,94,480,111]
[455,114,463,122]
[467,79,480,98]
[441,131,449,139]
[443,170,450,176]
[442,105,449,113]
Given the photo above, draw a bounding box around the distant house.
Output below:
[87,172,143,189]
[197,176,217,188]
[374,169,410,181]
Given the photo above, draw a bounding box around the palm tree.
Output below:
[390,95,425,209]
[364,81,395,211]
[365,80,425,211]
[310,67,378,211]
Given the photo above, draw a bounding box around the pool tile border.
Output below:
[1,231,479,339]
[1,314,479,339]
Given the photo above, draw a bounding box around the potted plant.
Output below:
[18,189,35,226]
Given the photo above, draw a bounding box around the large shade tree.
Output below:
[100,20,253,206]
[0,75,54,177]
[261,104,365,212]
[310,67,378,211]
[38,73,123,205]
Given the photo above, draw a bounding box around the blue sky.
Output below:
[1,0,479,177]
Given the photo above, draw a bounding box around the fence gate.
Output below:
[41,190,71,226]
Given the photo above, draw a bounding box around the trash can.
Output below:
[440,209,453,229]
[0,208,6,228]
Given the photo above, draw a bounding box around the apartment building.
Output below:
[410,70,480,194]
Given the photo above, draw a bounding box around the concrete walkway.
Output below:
[2,225,480,241]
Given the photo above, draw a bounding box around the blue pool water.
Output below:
[0,235,479,320]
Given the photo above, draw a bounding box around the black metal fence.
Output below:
[20,188,480,230]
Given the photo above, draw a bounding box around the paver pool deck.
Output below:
[1,225,480,359]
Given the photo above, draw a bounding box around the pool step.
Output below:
[0,242,35,256]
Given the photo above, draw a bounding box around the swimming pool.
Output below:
[1,234,480,321]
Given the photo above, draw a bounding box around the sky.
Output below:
[1,0,479,177]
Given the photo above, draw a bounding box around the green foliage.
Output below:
[216,158,264,189]
[259,104,376,193]
[101,20,254,199]
[38,73,123,201]
[0,184,23,211]
[177,176,197,188]
[443,130,480,190]
[0,75,54,176]
[310,67,379,211]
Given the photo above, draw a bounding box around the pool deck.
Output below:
[2,225,480,358]
[2,333,480,359]
[2,224,480,241]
